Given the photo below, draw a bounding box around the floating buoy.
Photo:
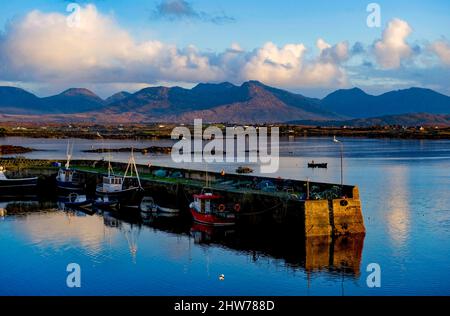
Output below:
[219,274,225,281]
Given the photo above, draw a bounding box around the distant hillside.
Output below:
[40,88,106,113]
[322,87,450,118]
[104,81,338,123]
[0,87,41,114]
[0,87,105,114]
[0,83,449,123]
[105,91,132,104]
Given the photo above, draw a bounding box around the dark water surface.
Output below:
[0,137,449,295]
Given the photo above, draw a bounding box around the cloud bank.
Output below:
[0,4,448,97]
[0,4,348,90]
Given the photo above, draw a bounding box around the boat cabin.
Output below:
[192,192,223,214]
[101,176,124,192]
[57,168,80,183]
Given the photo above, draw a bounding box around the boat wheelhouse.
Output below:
[56,168,84,191]
[189,188,236,226]
[95,150,143,204]
[56,142,84,192]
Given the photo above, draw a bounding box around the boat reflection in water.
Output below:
[138,208,365,278]
[189,222,365,278]
[0,199,51,215]
[1,200,365,279]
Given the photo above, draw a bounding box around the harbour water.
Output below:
[0,136,449,295]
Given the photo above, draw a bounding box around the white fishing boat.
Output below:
[95,150,143,204]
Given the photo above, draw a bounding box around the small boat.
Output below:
[140,196,180,214]
[0,166,38,189]
[140,196,158,213]
[308,162,328,169]
[189,188,237,227]
[56,142,84,192]
[65,193,92,208]
[236,166,254,174]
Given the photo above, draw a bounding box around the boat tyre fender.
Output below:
[234,203,241,213]
[218,204,226,212]
[340,200,349,207]
[69,192,78,203]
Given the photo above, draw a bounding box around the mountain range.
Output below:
[0,81,449,124]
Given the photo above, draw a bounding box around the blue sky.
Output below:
[0,0,449,98]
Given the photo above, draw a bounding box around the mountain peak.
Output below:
[106,91,131,104]
[60,88,100,98]
[329,87,368,96]
[242,80,265,88]
[193,82,236,91]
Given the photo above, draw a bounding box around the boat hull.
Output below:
[95,186,141,201]
[56,180,84,192]
[190,208,236,227]
[0,178,38,189]
[308,163,328,169]
[158,206,180,214]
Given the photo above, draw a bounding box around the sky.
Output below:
[0,0,449,98]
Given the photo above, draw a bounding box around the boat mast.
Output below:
[123,148,142,188]
[65,140,73,169]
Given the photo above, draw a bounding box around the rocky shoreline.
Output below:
[0,123,449,140]
[83,146,172,154]
[0,145,35,155]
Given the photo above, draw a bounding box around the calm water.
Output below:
[0,136,449,296]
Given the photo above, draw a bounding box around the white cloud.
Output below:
[241,41,348,88]
[0,5,223,84]
[374,18,412,69]
[431,40,450,65]
[0,4,349,92]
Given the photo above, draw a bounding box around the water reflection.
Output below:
[384,165,411,249]
[1,200,365,280]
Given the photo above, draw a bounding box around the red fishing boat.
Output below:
[189,189,238,226]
